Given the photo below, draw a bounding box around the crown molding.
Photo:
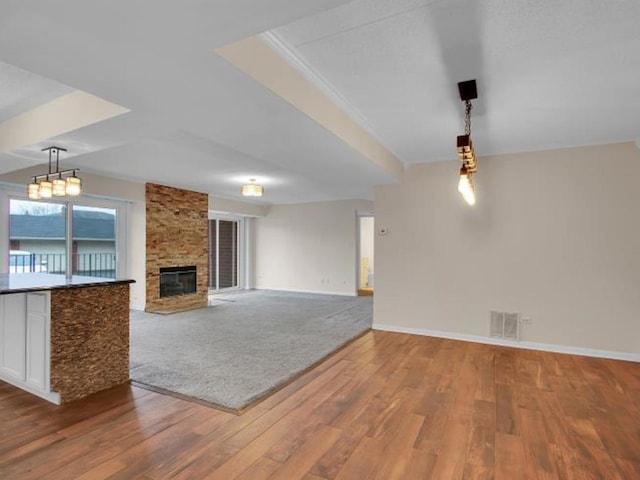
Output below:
[259,31,395,158]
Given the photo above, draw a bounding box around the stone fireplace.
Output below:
[145,183,208,313]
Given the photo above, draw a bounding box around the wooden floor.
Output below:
[1,331,640,479]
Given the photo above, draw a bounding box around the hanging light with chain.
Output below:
[456,80,478,206]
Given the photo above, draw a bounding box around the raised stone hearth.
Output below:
[145,183,208,313]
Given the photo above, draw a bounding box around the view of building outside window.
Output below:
[9,199,117,278]
[71,205,117,277]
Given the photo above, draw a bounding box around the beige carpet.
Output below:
[130,290,372,410]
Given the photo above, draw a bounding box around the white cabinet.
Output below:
[0,291,57,403]
[26,293,49,391]
[0,293,27,381]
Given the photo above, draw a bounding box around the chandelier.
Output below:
[27,146,81,200]
[456,80,478,206]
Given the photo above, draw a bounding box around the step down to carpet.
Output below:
[130,290,373,411]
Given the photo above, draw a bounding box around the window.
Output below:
[7,196,124,279]
[9,199,67,275]
[72,205,117,278]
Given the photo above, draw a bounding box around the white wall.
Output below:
[254,199,374,295]
[374,142,640,358]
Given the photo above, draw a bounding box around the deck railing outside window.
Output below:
[9,252,116,278]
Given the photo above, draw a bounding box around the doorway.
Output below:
[357,214,374,296]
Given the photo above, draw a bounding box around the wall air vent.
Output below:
[490,311,504,338]
[504,313,520,340]
[489,311,520,341]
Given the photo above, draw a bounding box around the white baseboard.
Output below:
[254,287,356,297]
[0,372,61,404]
[372,323,640,363]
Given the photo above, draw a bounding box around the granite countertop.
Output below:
[0,273,135,295]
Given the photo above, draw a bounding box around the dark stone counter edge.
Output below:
[0,274,135,295]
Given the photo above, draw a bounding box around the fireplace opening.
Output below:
[160,266,197,298]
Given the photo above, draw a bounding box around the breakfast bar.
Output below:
[0,273,135,404]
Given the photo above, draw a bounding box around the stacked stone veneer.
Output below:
[50,283,130,403]
[145,183,209,313]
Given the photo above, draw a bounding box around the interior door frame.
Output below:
[355,211,374,293]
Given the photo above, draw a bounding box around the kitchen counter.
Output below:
[0,273,134,294]
[0,274,134,404]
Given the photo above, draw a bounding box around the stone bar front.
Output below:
[0,274,134,404]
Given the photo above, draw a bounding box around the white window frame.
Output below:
[0,183,128,278]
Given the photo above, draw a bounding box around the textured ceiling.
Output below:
[274,0,640,163]
[0,0,638,205]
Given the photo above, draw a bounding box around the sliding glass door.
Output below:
[9,198,119,279]
[209,218,240,290]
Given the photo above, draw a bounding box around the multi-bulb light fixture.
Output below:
[456,79,478,206]
[27,146,81,200]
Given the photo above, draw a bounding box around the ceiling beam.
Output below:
[215,35,404,180]
[0,90,129,154]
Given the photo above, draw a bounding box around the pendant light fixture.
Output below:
[241,178,264,197]
[65,174,82,196]
[38,178,53,199]
[27,147,82,200]
[456,79,478,206]
[458,165,476,206]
